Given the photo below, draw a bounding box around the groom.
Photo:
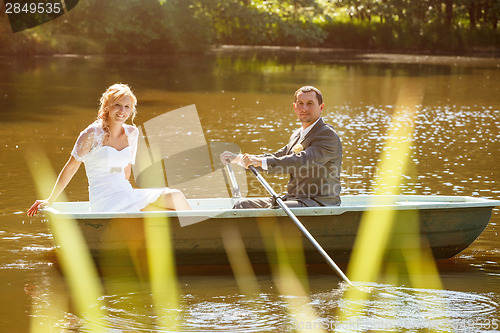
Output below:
[221,86,342,208]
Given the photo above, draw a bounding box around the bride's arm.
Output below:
[124,164,132,180]
[27,156,82,216]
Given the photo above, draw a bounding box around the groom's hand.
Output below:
[241,154,262,169]
[220,151,239,165]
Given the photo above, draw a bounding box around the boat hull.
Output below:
[45,195,498,265]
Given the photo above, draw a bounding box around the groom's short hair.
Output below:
[294,86,323,105]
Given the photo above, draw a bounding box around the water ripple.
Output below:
[93,283,500,332]
[102,292,288,332]
[314,282,499,332]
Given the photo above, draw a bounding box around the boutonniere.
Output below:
[292,143,304,154]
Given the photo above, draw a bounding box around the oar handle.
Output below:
[248,165,354,287]
[225,163,242,198]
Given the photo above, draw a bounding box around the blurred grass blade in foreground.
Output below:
[221,224,260,296]
[26,148,106,332]
[339,84,447,329]
[145,215,180,330]
[259,219,326,333]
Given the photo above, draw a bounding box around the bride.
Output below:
[28,83,191,216]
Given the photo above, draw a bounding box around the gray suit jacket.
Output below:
[261,118,342,206]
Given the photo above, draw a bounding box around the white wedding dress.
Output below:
[71,121,170,212]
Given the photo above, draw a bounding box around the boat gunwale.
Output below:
[43,195,500,220]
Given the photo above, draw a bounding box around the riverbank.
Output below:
[1,44,500,60]
[210,45,500,59]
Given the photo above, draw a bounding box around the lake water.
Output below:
[1,49,499,332]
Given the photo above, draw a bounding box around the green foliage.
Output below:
[321,0,499,52]
[0,0,498,54]
[65,0,215,54]
[0,0,215,54]
[199,0,327,46]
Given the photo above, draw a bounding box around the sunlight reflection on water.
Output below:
[80,282,500,333]
[236,103,500,201]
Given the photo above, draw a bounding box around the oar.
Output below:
[248,165,354,287]
[225,163,242,199]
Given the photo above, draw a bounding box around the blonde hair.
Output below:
[97,83,137,135]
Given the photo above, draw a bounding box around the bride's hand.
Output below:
[27,200,50,217]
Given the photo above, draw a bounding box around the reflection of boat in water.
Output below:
[43,195,499,264]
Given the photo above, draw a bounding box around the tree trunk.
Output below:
[468,2,476,30]
[445,0,453,28]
